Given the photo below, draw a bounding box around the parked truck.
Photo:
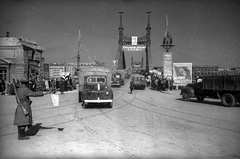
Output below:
[180,75,240,107]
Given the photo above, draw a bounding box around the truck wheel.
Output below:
[221,93,236,107]
[108,102,113,108]
[82,101,87,108]
[197,96,205,102]
[182,91,190,101]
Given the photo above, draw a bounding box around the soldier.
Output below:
[13,77,46,140]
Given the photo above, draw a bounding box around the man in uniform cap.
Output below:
[13,77,47,140]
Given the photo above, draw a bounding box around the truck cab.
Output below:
[181,76,216,101]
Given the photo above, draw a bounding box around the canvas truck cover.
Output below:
[202,75,240,91]
[78,66,112,91]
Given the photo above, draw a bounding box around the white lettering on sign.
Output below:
[122,45,146,51]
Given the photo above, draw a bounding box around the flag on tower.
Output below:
[78,27,81,42]
[164,13,168,37]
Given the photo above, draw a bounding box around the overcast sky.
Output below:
[0,0,239,69]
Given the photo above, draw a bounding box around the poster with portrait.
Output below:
[173,63,192,86]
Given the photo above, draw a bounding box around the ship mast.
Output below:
[77,27,81,70]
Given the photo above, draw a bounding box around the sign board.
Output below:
[173,63,192,86]
[131,36,138,45]
[163,52,172,78]
[122,45,146,51]
[113,60,118,67]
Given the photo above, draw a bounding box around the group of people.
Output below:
[150,75,173,91]
[128,71,174,94]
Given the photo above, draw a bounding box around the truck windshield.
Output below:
[87,77,106,83]
[196,78,202,83]
[114,75,120,78]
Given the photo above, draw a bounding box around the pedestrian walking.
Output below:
[129,80,134,94]
[13,77,46,140]
[0,78,5,95]
[60,77,65,94]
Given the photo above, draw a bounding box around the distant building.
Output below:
[0,37,45,81]
[48,62,98,79]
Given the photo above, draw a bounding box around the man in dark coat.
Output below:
[129,80,134,94]
[13,77,45,140]
[60,77,65,94]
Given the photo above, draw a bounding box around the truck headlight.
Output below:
[87,90,91,95]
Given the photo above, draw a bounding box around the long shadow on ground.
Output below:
[25,123,55,136]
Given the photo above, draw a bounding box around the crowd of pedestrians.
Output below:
[137,69,175,91]
[0,75,77,96]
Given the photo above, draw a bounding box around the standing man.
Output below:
[129,80,134,94]
[60,77,65,94]
[13,77,46,140]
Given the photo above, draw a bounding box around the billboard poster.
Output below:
[163,52,172,79]
[173,63,192,86]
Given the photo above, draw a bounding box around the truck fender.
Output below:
[181,87,194,97]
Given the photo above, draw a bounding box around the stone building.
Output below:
[0,37,45,82]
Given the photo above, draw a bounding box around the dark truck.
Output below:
[180,75,240,107]
[78,66,113,108]
[111,72,124,87]
[131,74,147,90]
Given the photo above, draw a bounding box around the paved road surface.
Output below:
[0,79,240,159]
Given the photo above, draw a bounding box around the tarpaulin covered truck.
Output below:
[180,75,240,107]
[78,66,113,108]
[111,72,124,87]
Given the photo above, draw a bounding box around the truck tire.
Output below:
[197,96,205,102]
[221,93,236,107]
[182,91,190,101]
[82,101,87,108]
[108,102,113,108]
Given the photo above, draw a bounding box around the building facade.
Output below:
[0,37,45,82]
[47,62,97,79]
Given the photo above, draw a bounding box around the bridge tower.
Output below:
[115,12,152,72]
